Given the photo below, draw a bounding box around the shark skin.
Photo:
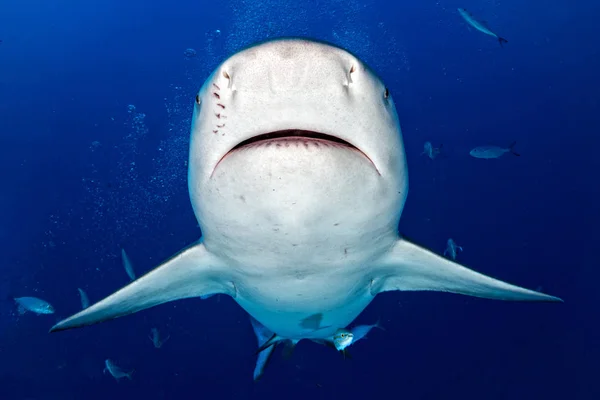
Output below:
[50,38,561,356]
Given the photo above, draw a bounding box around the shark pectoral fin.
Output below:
[371,238,563,302]
[49,241,234,332]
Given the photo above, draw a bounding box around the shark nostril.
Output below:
[347,65,356,84]
[222,70,233,89]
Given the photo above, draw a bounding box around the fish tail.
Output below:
[375,318,386,331]
[498,37,508,47]
[508,141,520,156]
[127,369,135,380]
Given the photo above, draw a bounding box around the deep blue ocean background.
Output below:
[1,0,598,398]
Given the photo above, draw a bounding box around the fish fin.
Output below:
[249,317,277,381]
[375,318,386,331]
[49,241,235,332]
[255,333,280,354]
[498,37,508,47]
[480,20,494,31]
[121,248,136,281]
[127,369,134,380]
[253,342,276,382]
[508,141,520,156]
[371,237,563,302]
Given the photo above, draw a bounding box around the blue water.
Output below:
[0,0,597,398]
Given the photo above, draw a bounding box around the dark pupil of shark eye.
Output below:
[195,94,201,105]
[384,88,389,99]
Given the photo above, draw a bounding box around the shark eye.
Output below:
[384,88,390,99]
[195,94,201,105]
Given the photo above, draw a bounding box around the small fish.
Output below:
[14,296,55,315]
[469,141,520,159]
[444,238,463,260]
[421,141,443,160]
[103,359,134,381]
[121,248,136,281]
[78,288,90,309]
[183,48,197,58]
[148,327,170,349]
[458,8,508,47]
[332,319,385,351]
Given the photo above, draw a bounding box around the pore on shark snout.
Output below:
[50,38,562,376]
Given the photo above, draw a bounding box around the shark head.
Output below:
[189,38,408,264]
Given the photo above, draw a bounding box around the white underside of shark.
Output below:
[50,38,561,365]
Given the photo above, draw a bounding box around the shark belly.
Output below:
[232,262,375,339]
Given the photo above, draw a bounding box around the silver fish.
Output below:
[121,248,135,281]
[148,327,170,349]
[14,296,54,315]
[78,288,90,309]
[421,141,442,160]
[470,141,520,159]
[458,8,508,47]
[332,320,384,351]
[444,238,463,260]
[103,359,134,381]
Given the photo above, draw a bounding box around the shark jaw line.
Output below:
[210,129,380,178]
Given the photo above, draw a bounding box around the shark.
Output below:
[50,38,561,367]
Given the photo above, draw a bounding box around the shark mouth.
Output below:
[230,130,357,151]
[212,129,379,176]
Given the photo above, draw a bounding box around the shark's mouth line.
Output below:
[230,130,355,151]
[211,129,380,176]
